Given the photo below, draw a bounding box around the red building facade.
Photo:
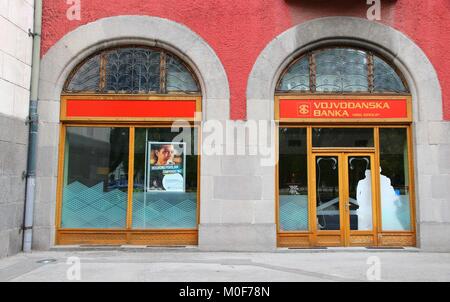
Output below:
[42,0,450,120]
[29,0,450,251]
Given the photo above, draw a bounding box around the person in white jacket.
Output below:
[356,169,373,230]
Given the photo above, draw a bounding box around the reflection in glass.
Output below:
[379,128,411,231]
[373,56,407,93]
[167,54,199,92]
[315,48,369,93]
[312,128,374,148]
[278,57,310,92]
[348,156,373,230]
[278,128,308,231]
[132,127,198,229]
[316,156,340,230]
[61,127,129,228]
[66,55,100,92]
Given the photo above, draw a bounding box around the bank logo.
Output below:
[297,103,310,116]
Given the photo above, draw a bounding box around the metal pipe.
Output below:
[23,0,43,253]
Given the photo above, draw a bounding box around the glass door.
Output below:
[313,153,376,246]
[315,155,341,231]
[344,154,376,246]
[313,154,344,246]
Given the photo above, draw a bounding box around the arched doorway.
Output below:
[275,46,416,247]
[56,46,202,246]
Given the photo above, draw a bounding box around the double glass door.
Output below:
[313,153,375,246]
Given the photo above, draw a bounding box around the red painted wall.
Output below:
[41,0,450,120]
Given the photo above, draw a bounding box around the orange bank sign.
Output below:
[279,99,410,120]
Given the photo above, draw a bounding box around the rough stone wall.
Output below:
[0,0,34,258]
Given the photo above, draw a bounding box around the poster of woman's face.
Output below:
[147,142,186,192]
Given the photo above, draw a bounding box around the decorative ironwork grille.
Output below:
[276,47,408,93]
[64,46,200,94]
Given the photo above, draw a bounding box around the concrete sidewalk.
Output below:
[0,248,449,282]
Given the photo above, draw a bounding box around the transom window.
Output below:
[277,47,408,93]
[64,46,201,94]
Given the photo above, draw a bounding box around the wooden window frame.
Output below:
[55,94,202,246]
[276,53,415,248]
[276,123,416,248]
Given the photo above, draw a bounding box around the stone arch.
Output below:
[33,16,230,249]
[39,15,230,120]
[247,17,446,250]
[247,17,441,121]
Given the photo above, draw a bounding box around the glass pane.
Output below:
[379,128,411,231]
[278,128,308,231]
[167,54,199,92]
[373,56,407,93]
[105,48,160,93]
[348,156,373,230]
[316,156,340,230]
[61,127,129,228]
[66,55,100,92]
[278,57,310,92]
[315,48,369,93]
[312,128,374,148]
[132,127,198,229]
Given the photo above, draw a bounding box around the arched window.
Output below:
[57,46,202,246]
[277,47,408,93]
[64,46,200,94]
[275,46,415,248]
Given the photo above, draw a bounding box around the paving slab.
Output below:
[0,250,449,282]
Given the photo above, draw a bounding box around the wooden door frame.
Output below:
[310,152,345,247]
[276,124,416,247]
[342,153,377,247]
[311,152,376,247]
